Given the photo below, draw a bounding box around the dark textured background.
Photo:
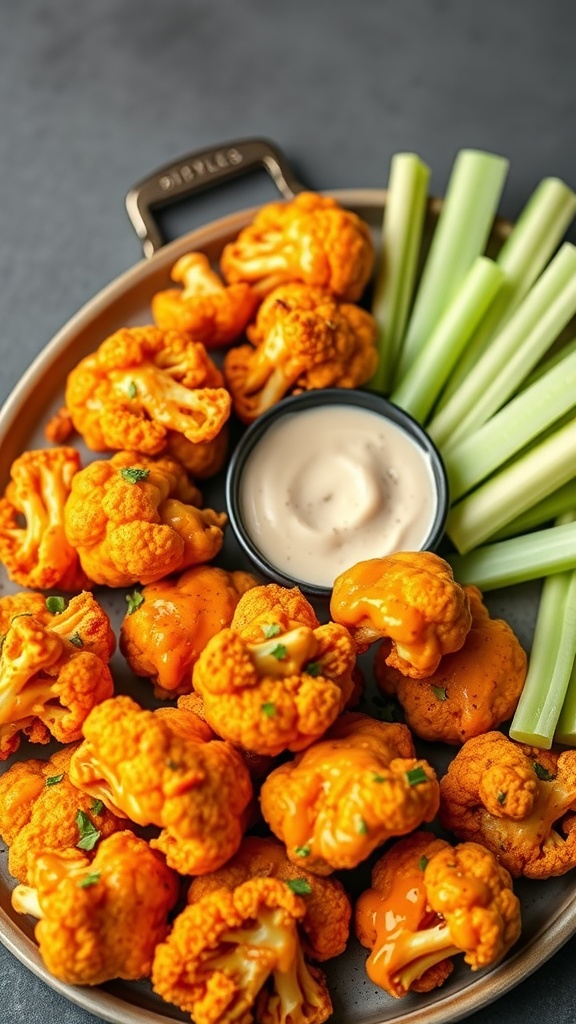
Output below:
[1,0,576,1021]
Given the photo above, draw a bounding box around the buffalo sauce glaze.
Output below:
[239,404,438,588]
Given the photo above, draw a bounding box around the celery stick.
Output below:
[509,513,576,748]
[554,659,576,745]
[428,243,576,450]
[443,345,576,501]
[390,258,504,423]
[446,417,576,554]
[437,177,576,407]
[492,481,576,540]
[393,150,509,383]
[369,154,430,393]
[520,335,576,391]
[448,521,576,590]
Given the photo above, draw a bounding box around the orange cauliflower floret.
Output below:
[260,713,440,875]
[69,695,253,875]
[330,552,472,677]
[64,450,226,587]
[188,836,351,963]
[192,611,357,757]
[152,877,332,1024]
[439,731,576,878]
[0,447,91,591]
[223,283,377,423]
[64,324,230,456]
[11,831,179,985]
[355,832,521,999]
[220,191,374,301]
[165,424,229,479]
[0,593,115,760]
[375,585,527,744]
[230,583,320,641]
[0,744,127,884]
[120,565,258,698]
[152,252,258,347]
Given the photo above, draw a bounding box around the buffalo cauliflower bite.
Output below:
[188,836,351,963]
[220,191,374,301]
[152,877,332,1024]
[260,712,440,875]
[0,595,114,760]
[120,565,258,697]
[0,447,90,591]
[192,616,357,757]
[0,744,126,884]
[69,695,253,875]
[223,283,378,423]
[375,585,527,744]
[12,831,179,985]
[355,832,521,998]
[439,731,576,878]
[64,450,226,587]
[64,324,230,455]
[330,552,472,677]
[151,252,258,346]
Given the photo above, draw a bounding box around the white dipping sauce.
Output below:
[239,404,438,588]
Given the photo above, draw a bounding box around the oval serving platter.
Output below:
[0,158,574,1024]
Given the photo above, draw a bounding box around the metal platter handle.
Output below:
[125,137,306,258]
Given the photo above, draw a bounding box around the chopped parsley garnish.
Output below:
[126,590,145,615]
[90,799,104,816]
[419,855,429,871]
[286,878,312,896]
[304,660,322,677]
[497,791,507,805]
[431,685,447,701]
[261,702,276,718]
[127,380,138,399]
[120,467,150,484]
[270,643,287,661]
[78,871,101,889]
[295,845,311,858]
[45,773,65,787]
[533,761,556,782]
[75,810,101,851]
[406,766,428,787]
[357,817,369,835]
[166,759,181,771]
[262,623,281,639]
[46,596,67,615]
[372,773,386,783]
[69,632,84,647]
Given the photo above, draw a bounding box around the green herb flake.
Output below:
[533,761,556,782]
[431,685,447,701]
[304,660,322,677]
[406,766,428,787]
[90,799,104,816]
[357,818,369,836]
[69,632,84,647]
[295,845,311,858]
[497,791,507,805]
[45,773,65,787]
[419,855,429,871]
[127,380,138,400]
[271,643,288,661]
[126,591,145,616]
[261,702,276,718]
[286,878,312,896]
[75,810,101,852]
[372,773,386,783]
[120,467,150,484]
[166,759,181,771]
[78,871,101,889]
[262,623,281,639]
[46,596,67,615]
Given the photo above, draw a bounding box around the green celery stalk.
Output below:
[443,344,576,501]
[554,659,576,745]
[520,335,576,391]
[428,243,576,450]
[448,520,576,590]
[492,481,576,540]
[390,257,504,424]
[437,177,576,407]
[393,149,509,383]
[369,153,430,393]
[509,516,576,748]
[446,417,576,554]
